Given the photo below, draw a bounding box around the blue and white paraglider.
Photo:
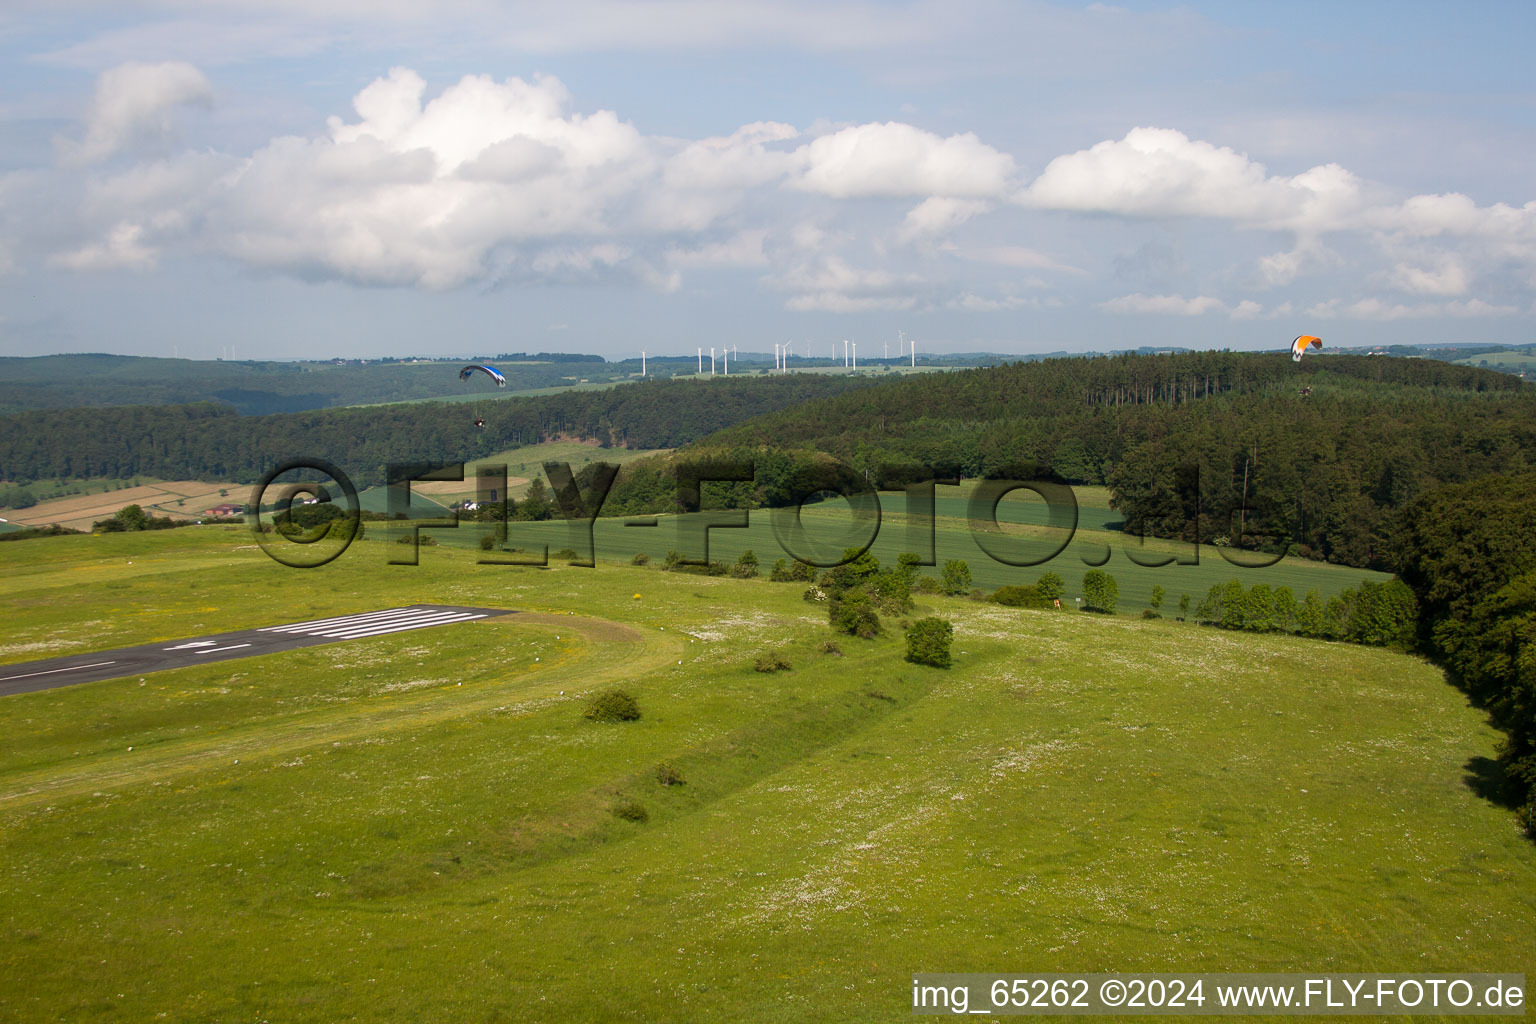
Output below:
[460,364,507,427]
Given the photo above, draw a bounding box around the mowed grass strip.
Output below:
[0,529,1530,1023]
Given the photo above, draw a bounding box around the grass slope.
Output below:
[0,530,1530,1023]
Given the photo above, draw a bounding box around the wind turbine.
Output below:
[775,343,781,371]
[641,350,646,377]
[710,346,716,375]
[851,340,857,370]
[783,340,791,372]
[842,339,849,367]
[722,347,728,375]
[697,348,702,374]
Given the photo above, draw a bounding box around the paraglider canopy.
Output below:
[1290,335,1322,362]
[460,364,508,387]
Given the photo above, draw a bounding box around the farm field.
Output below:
[1,479,241,532]
[0,528,1530,1022]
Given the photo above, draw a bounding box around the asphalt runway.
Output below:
[0,605,516,697]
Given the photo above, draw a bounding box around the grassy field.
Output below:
[0,527,1531,1022]
[419,480,1388,614]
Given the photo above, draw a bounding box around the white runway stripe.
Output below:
[314,609,468,637]
[197,643,252,654]
[0,660,117,682]
[321,612,485,639]
[324,614,486,640]
[259,607,420,633]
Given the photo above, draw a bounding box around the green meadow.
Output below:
[0,527,1530,1022]
[416,479,1388,614]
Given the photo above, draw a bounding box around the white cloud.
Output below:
[1306,296,1518,320]
[666,230,769,269]
[771,257,928,312]
[1230,299,1263,319]
[898,196,988,241]
[792,122,1015,199]
[1100,292,1224,316]
[1386,256,1470,297]
[60,60,212,165]
[948,243,1081,274]
[1020,127,1364,233]
[48,221,157,269]
[947,292,1056,312]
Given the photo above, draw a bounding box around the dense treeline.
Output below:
[1396,474,1536,829]
[608,352,1533,570]
[0,375,874,489]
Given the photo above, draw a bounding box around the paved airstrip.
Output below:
[0,605,515,697]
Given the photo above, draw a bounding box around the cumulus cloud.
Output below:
[48,221,157,269]
[1020,127,1368,234]
[898,196,989,241]
[60,61,212,166]
[1100,292,1225,316]
[1306,296,1518,320]
[770,257,930,312]
[1387,256,1470,297]
[18,65,1536,325]
[792,122,1015,199]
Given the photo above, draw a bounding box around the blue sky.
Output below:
[1,1,1533,360]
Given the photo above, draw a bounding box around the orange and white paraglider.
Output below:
[1290,335,1322,362]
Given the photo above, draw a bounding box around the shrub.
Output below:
[1273,586,1297,632]
[802,585,827,602]
[611,799,649,822]
[1141,608,1161,619]
[905,617,953,668]
[654,762,685,786]
[940,559,973,596]
[768,558,793,581]
[992,584,1051,609]
[1081,569,1119,613]
[631,551,651,566]
[820,548,879,595]
[1036,572,1065,601]
[479,533,497,551]
[912,575,942,594]
[552,547,580,561]
[1149,584,1165,612]
[829,591,881,638]
[584,689,641,722]
[819,639,842,656]
[754,651,792,672]
[1177,593,1190,620]
[663,549,683,570]
[868,568,914,613]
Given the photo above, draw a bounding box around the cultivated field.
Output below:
[2,480,241,532]
[0,528,1530,1022]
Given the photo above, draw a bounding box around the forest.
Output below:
[0,374,875,489]
[597,352,1533,570]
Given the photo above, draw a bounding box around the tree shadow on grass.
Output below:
[1462,755,1520,810]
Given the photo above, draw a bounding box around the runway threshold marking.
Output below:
[0,605,515,696]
